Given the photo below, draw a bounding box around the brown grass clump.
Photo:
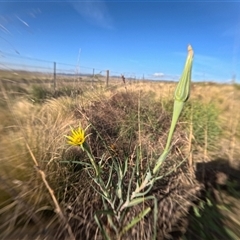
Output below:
[0,89,202,240]
[59,91,202,239]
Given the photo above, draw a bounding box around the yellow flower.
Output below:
[66,127,86,146]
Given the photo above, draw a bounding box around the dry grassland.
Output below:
[0,76,240,239]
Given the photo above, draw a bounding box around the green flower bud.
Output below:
[174,45,194,102]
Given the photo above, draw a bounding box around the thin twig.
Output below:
[26,140,75,240]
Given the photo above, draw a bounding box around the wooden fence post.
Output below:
[53,62,56,90]
[92,68,95,87]
[106,70,109,87]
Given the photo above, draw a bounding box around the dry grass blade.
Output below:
[25,142,75,240]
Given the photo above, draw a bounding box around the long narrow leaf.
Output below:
[224,227,239,240]
[123,157,128,177]
[127,197,146,207]
[102,198,118,233]
[115,161,124,200]
[134,178,155,198]
[152,196,158,240]
[106,161,114,188]
[120,207,151,237]
[94,214,111,240]
[123,158,137,208]
[150,158,186,183]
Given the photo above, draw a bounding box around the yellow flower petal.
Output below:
[65,127,86,146]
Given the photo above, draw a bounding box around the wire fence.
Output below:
[1,51,237,90]
[0,51,176,90]
[0,51,154,90]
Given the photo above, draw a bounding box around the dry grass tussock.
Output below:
[59,91,204,239]
[0,96,80,237]
[0,82,240,239]
[0,87,202,240]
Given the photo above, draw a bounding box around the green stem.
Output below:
[82,142,99,177]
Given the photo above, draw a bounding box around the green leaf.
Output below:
[106,161,114,188]
[120,207,151,236]
[127,197,146,207]
[126,160,137,202]
[116,183,122,199]
[152,196,158,240]
[153,149,169,174]
[134,178,155,198]
[223,227,239,240]
[94,214,111,240]
[206,197,213,207]
[193,205,201,217]
[123,157,128,176]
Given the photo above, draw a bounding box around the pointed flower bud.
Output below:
[174,45,194,102]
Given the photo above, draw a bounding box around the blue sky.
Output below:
[0,0,240,82]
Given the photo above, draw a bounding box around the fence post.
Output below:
[92,68,95,87]
[106,70,109,87]
[53,62,56,90]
